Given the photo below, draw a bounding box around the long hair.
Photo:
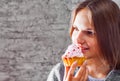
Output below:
[70,0,120,70]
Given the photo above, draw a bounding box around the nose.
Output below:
[76,31,85,45]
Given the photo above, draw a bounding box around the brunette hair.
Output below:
[70,0,120,70]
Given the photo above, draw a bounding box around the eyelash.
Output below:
[84,30,95,36]
[74,27,79,31]
[73,27,95,36]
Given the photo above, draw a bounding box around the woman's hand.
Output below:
[63,61,88,81]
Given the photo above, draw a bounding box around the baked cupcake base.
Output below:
[62,57,86,66]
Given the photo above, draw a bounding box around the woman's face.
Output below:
[72,8,101,59]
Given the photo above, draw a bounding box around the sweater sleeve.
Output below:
[105,70,120,81]
[47,63,65,81]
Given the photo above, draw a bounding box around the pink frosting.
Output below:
[64,44,84,57]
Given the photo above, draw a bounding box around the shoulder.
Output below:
[53,62,64,72]
[47,62,64,81]
[52,62,65,79]
[106,70,120,81]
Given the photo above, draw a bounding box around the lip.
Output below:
[81,47,89,53]
[81,47,89,50]
[75,43,89,51]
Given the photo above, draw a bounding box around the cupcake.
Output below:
[62,44,86,66]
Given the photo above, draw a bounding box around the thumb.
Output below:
[63,66,70,80]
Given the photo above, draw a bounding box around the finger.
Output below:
[64,66,70,80]
[74,63,86,78]
[65,66,70,74]
[83,68,88,81]
[78,67,87,81]
[79,65,89,81]
[66,61,78,80]
[74,66,85,81]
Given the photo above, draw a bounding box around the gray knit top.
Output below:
[47,63,120,81]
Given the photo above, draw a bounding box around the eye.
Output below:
[84,30,95,36]
[74,27,79,31]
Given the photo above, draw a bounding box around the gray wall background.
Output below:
[0,0,119,81]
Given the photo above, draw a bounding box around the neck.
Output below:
[86,58,110,78]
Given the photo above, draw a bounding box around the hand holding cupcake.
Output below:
[62,44,86,67]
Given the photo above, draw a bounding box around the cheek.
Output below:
[91,41,96,47]
[90,40,99,52]
[71,32,77,43]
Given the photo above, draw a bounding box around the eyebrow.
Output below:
[86,28,94,31]
[73,24,94,30]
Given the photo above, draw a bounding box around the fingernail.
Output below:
[73,61,78,65]
[83,61,87,65]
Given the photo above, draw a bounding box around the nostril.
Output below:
[76,38,85,45]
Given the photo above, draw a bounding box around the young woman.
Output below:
[47,0,120,81]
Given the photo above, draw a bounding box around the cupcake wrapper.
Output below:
[62,57,86,66]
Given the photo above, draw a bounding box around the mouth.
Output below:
[81,47,89,53]
[75,44,89,52]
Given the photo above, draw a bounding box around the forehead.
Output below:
[73,8,93,29]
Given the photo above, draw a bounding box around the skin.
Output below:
[63,8,110,81]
